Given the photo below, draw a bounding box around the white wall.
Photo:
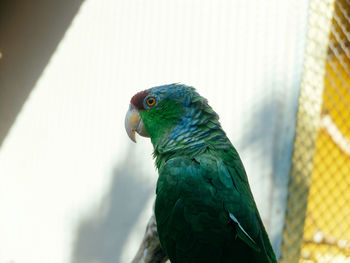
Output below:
[0,1,308,262]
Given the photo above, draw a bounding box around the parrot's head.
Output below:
[125,84,223,161]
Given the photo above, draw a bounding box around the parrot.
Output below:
[125,84,277,263]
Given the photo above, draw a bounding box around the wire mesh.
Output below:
[281,0,350,262]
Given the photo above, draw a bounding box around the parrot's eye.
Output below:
[145,96,157,107]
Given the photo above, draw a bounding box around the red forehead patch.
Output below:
[130,90,149,110]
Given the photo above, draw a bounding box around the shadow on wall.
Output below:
[233,85,299,256]
[0,0,84,147]
[71,147,153,263]
[235,97,277,231]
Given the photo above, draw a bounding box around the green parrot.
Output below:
[125,84,277,263]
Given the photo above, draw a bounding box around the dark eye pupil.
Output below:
[148,98,154,104]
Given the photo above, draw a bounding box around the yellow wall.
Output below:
[301,1,350,261]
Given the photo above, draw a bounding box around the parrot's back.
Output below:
[155,150,277,263]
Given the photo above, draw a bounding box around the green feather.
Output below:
[134,84,277,262]
[155,153,277,263]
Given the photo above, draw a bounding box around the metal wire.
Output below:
[281,0,350,262]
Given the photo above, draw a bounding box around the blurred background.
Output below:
[0,0,348,262]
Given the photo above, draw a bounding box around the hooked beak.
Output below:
[125,104,149,142]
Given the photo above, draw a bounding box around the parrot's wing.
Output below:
[195,153,268,249]
[210,148,277,263]
[156,152,277,263]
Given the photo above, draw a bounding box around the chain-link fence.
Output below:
[281,0,350,262]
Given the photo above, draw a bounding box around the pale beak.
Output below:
[125,104,149,142]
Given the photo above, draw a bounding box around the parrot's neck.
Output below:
[151,106,230,169]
